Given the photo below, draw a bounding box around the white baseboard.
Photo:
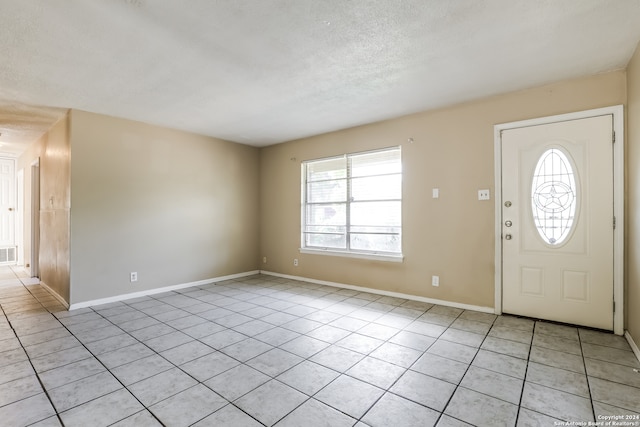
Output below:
[260,270,495,314]
[625,331,640,363]
[68,270,260,310]
[39,281,70,309]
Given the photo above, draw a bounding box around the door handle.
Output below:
[8,208,13,211]
[505,234,512,240]
[505,220,512,227]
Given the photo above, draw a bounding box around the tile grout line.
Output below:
[433,311,499,426]
[51,306,168,426]
[1,280,524,424]
[1,279,66,427]
[191,290,441,424]
[97,300,263,425]
[578,330,598,423]
[109,284,287,425]
[96,299,266,426]
[96,285,277,426]
[204,278,387,425]
[270,300,433,425]
[521,322,615,423]
[6,273,638,425]
[234,295,413,425]
[513,319,536,426]
[267,301,520,424]
[6,277,342,426]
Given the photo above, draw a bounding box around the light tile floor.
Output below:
[1,267,639,426]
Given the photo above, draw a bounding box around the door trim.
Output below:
[493,105,624,335]
[16,168,24,266]
[31,159,40,278]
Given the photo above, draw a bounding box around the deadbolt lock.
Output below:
[504,201,512,208]
[505,220,512,227]
[505,234,512,240]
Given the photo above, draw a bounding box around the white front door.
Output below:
[501,115,614,330]
[0,158,15,251]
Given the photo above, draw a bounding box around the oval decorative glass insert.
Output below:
[531,148,578,245]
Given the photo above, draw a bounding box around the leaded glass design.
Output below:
[531,148,577,245]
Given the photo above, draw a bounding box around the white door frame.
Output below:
[16,168,24,266]
[494,105,624,335]
[31,159,40,278]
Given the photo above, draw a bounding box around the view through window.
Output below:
[302,147,402,257]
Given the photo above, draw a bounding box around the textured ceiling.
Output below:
[1,0,640,153]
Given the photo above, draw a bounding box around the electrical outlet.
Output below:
[432,275,440,287]
[432,188,439,199]
[293,258,299,267]
[130,272,138,282]
[478,189,491,200]
[263,257,267,263]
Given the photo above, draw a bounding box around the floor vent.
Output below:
[0,247,16,264]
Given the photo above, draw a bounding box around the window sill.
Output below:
[299,248,404,263]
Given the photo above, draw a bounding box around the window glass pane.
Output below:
[350,233,401,253]
[351,149,401,177]
[351,175,401,201]
[302,147,402,256]
[304,225,346,234]
[531,148,578,245]
[350,201,401,227]
[350,225,400,234]
[306,157,346,182]
[307,179,346,203]
[306,203,346,226]
[305,233,346,249]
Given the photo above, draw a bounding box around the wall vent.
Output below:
[0,247,17,264]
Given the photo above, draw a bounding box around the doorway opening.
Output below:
[0,157,16,266]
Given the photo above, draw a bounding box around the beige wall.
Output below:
[627,42,640,345]
[17,112,71,302]
[260,71,627,308]
[10,67,632,319]
[69,110,260,304]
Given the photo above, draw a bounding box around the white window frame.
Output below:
[300,147,403,263]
